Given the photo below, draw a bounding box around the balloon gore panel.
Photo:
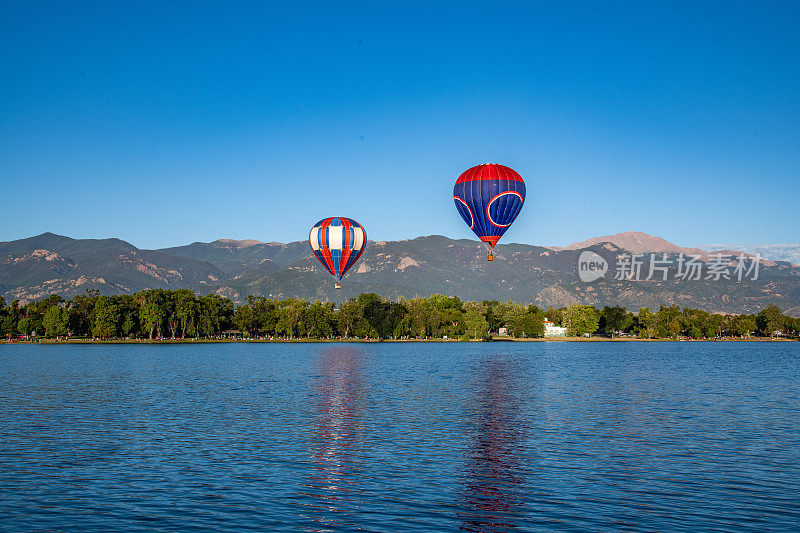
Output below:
[453,164,525,249]
[309,217,367,279]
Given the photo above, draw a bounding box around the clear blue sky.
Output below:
[2,1,798,249]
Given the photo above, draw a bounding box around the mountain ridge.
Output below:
[2,231,799,315]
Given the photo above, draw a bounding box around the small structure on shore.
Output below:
[220,329,243,339]
[544,320,567,337]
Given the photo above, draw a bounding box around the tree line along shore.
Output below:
[1,289,798,342]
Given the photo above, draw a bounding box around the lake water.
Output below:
[1,341,799,532]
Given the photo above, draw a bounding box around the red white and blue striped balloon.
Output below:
[453,164,525,259]
[309,217,366,285]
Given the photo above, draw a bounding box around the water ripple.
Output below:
[1,342,799,531]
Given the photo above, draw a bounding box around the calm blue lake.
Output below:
[1,341,799,532]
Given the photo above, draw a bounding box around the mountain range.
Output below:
[1,231,798,316]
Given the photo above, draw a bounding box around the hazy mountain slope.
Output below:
[701,243,800,266]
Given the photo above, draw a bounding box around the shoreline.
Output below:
[4,337,797,345]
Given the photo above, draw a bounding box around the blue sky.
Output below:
[1,1,798,249]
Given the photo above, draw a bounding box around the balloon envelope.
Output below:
[309,217,366,280]
[453,164,526,250]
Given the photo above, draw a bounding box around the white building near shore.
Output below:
[544,319,567,337]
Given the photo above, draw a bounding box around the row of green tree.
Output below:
[1,290,797,340]
[547,303,798,339]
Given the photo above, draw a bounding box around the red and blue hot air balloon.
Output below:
[453,163,526,261]
[309,217,366,289]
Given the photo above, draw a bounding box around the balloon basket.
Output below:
[487,252,493,261]
[335,282,341,289]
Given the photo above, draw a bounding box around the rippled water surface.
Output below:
[1,342,799,532]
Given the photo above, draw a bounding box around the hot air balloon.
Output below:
[309,217,366,289]
[453,163,526,261]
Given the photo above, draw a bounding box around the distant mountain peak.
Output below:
[550,231,706,256]
[0,232,71,245]
[1,232,137,251]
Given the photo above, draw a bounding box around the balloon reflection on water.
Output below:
[460,355,527,532]
[303,347,365,530]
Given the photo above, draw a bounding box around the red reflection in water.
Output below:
[304,348,364,530]
[460,357,525,533]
